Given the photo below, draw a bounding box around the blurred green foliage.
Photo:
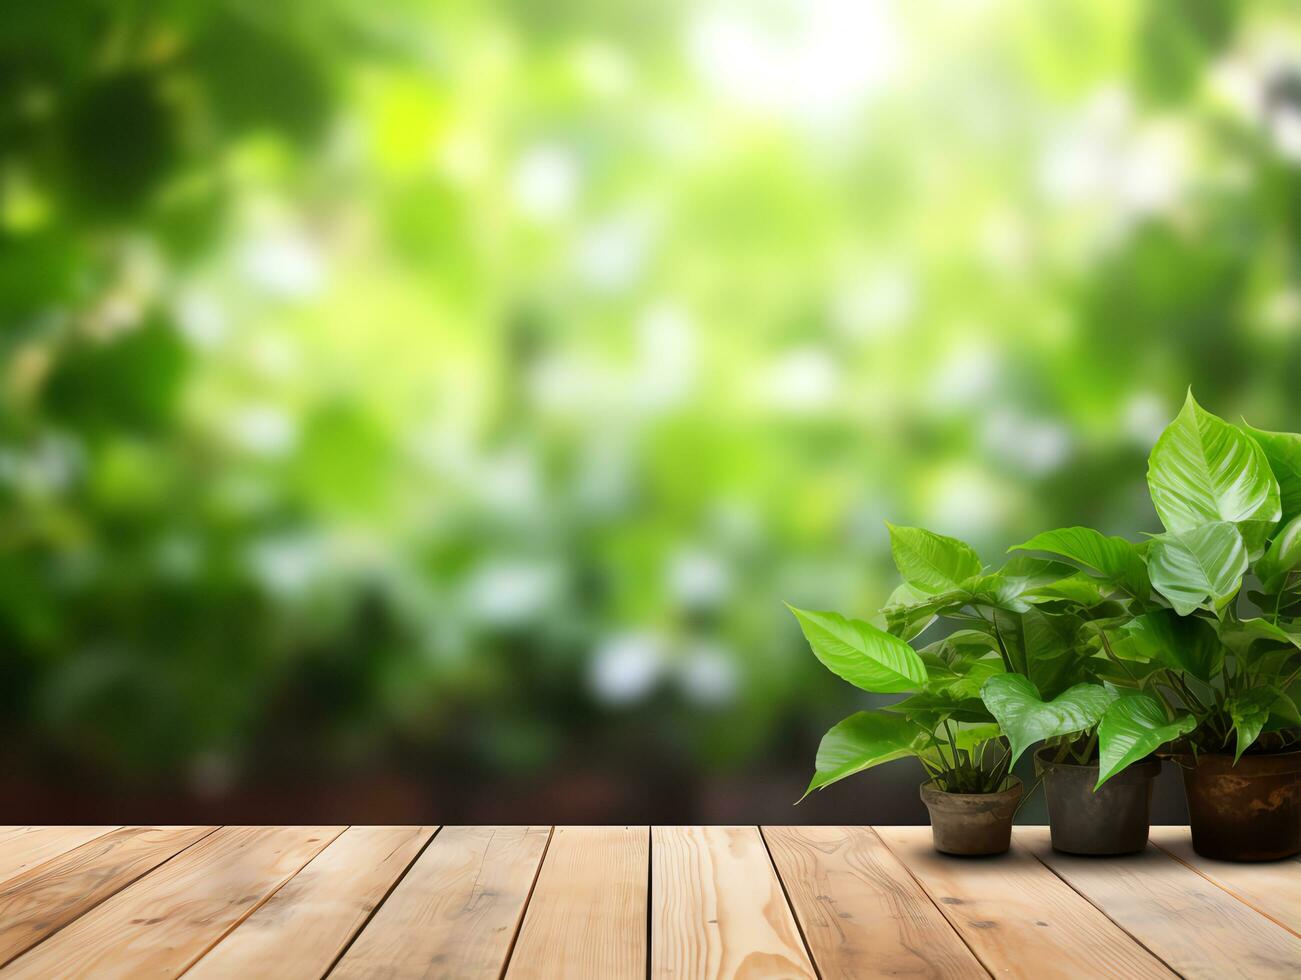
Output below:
[2,0,1301,796]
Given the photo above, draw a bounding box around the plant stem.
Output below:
[927,730,954,777]
[941,718,965,784]
[1166,671,1207,715]
[1013,773,1043,819]
[1075,727,1098,764]
[986,744,1012,792]
[1098,629,1139,684]
[976,609,1015,674]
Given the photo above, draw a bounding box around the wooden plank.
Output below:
[507,826,648,980]
[0,826,214,968]
[764,826,986,979]
[875,826,1173,979]
[2,825,342,979]
[0,827,119,884]
[187,825,434,980]
[1021,827,1301,979]
[651,825,815,980]
[1148,825,1301,937]
[332,825,550,980]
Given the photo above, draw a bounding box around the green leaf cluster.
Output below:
[791,391,1301,801]
[791,522,1105,798]
[999,393,1301,778]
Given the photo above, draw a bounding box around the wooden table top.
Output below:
[0,825,1296,978]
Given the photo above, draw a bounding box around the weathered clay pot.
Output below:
[1174,751,1301,861]
[920,778,1023,856]
[1036,749,1160,855]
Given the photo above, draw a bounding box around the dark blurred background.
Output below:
[2,0,1300,824]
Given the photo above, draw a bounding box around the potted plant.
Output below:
[978,674,1165,856]
[974,394,1301,860]
[1091,392,1301,861]
[790,603,1017,855]
[976,527,1172,855]
[791,524,1102,855]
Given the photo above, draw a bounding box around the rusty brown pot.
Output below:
[920,778,1022,856]
[1174,751,1301,861]
[1037,749,1160,855]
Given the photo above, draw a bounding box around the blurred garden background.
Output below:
[3,0,1301,822]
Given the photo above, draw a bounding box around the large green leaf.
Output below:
[1255,514,1301,595]
[885,690,992,727]
[886,524,982,595]
[1146,392,1280,540]
[919,628,999,663]
[803,711,926,798]
[1096,694,1195,787]
[1022,572,1113,609]
[1214,617,1301,656]
[1265,690,1301,732]
[1146,522,1247,616]
[1011,526,1150,598]
[1226,688,1278,762]
[1242,423,1301,525]
[1088,655,1167,688]
[928,657,1005,700]
[788,606,928,693]
[963,555,1077,613]
[986,608,1090,699]
[1121,608,1222,682]
[980,674,1115,767]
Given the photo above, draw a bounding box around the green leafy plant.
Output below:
[877,521,1151,792]
[975,392,1301,788]
[791,523,1120,797]
[979,527,1179,786]
[1123,393,1301,766]
[790,603,1009,795]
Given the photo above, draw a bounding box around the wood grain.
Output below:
[1021,827,1301,979]
[1148,825,1301,937]
[507,826,648,980]
[1,825,342,979]
[0,826,214,968]
[0,824,1293,977]
[332,825,550,980]
[651,825,815,980]
[187,825,434,980]
[875,826,1173,980]
[0,827,119,884]
[764,825,986,979]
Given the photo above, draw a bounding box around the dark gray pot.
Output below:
[1037,748,1160,856]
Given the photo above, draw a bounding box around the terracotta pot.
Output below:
[1174,750,1301,861]
[1037,749,1160,855]
[920,778,1023,856]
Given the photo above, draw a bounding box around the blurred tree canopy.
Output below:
[2,0,1301,798]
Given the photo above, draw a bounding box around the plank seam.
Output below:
[868,827,996,980]
[645,825,652,980]
[758,826,823,980]
[313,825,444,979]
[1019,837,1187,980]
[496,825,556,980]
[0,825,222,971]
[175,825,350,979]
[1149,838,1301,939]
